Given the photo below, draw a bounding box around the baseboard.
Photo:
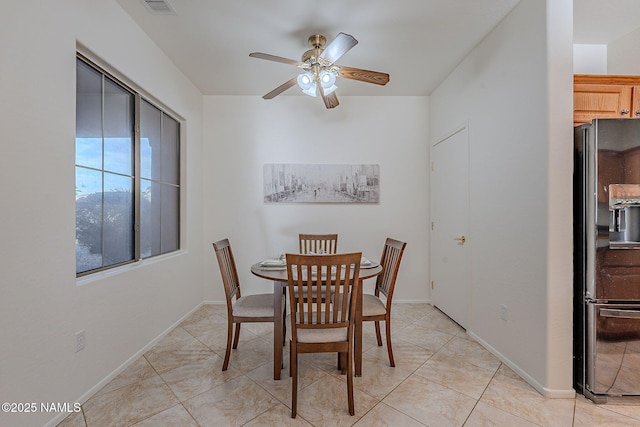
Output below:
[44,302,205,427]
[390,298,432,304]
[468,331,576,399]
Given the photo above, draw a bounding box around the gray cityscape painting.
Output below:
[264,163,380,203]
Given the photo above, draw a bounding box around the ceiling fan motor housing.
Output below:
[301,34,327,64]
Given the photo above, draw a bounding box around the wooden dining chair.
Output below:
[285,252,362,418]
[362,238,407,367]
[299,233,338,254]
[213,238,285,371]
[295,234,338,303]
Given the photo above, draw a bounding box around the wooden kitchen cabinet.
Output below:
[574,74,640,126]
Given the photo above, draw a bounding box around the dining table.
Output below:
[251,258,383,380]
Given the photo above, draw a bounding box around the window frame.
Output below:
[75,52,181,277]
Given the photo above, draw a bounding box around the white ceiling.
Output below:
[574,0,640,44]
[115,0,640,98]
[115,0,521,96]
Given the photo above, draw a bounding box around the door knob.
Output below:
[621,109,630,115]
[453,235,466,244]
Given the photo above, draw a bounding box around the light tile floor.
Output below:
[57,303,640,426]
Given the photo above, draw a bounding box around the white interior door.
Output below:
[430,126,470,328]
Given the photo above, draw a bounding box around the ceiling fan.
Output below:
[249,32,390,109]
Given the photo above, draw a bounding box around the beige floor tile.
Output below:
[144,336,215,374]
[413,308,465,336]
[243,321,276,338]
[359,326,390,354]
[293,375,379,426]
[395,323,455,353]
[390,303,435,323]
[93,356,157,397]
[353,402,426,426]
[159,351,242,401]
[225,335,276,373]
[192,323,263,355]
[180,312,227,337]
[302,351,346,374]
[184,375,280,426]
[573,398,640,426]
[56,410,87,427]
[148,327,197,353]
[604,400,640,426]
[464,401,540,426]
[246,358,327,403]
[243,402,313,426]
[437,336,502,372]
[83,375,179,427]
[363,338,435,372]
[66,303,640,427]
[349,359,412,400]
[383,374,476,426]
[480,365,575,427]
[130,404,198,426]
[414,351,496,399]
[179,304,218,326]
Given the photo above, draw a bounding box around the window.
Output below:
[75,55,180,276]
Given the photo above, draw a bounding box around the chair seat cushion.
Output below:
[233,293,278,318]
[286,313,348,343]
[293,285,328,299]
[362,294,387,317]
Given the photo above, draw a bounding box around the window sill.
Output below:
[76,250,187,287]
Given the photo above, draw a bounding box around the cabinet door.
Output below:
[631,86,640,119]
[574,84,632,126]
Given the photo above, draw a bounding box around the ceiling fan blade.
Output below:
[316,81,339,109]
[323,92,339,109]
[262,77,298,99]
[320,32,358,64]
[337,66,390,86]
[249,52,307,68]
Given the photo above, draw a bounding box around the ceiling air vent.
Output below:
[141,0,176,15]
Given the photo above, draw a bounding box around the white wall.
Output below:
[608,27,640,74]
[202,96,429,303]
[429,0,574,396]
[573,44,607,74]
[0,1,204,426]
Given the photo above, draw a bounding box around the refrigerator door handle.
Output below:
[600,308,640,319]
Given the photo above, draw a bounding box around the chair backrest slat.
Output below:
[299,233,338,255]
[213,239,241,306]
[286,252,361,332]
[376,238,407,300]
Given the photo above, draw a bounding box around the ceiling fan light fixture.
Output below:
[302,85,317,97]
[297,72,316,97]
[319,70,337,88]
[323,84,337,95]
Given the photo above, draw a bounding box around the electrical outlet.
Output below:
[75,330,85,352]
[499,304,508,321]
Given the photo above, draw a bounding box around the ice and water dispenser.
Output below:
[609,184,640,248]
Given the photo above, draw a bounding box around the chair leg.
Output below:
[291,344,298,418]
[222,320,233,371]
[347,346,355,416]
[232,322,241,349]
[283,313,287,347]
[385,317,395,367]
[374,320,383,346]
[283,289,287,347]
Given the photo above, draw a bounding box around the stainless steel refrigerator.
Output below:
[574,118,640,402]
